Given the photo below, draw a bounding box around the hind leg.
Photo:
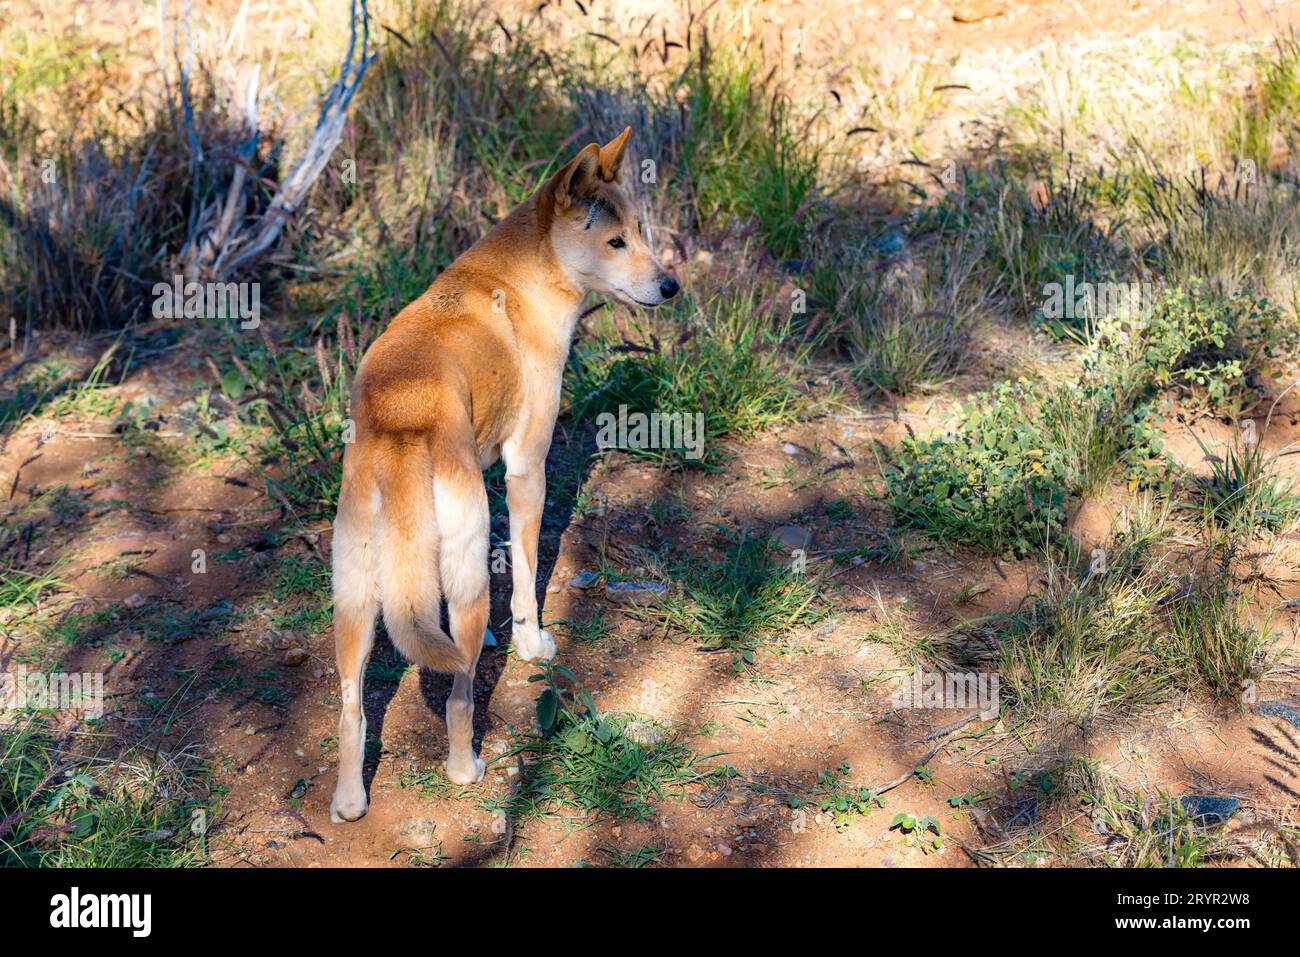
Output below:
[435,466,491,785]
[330,600,377,822]
[330,463,380,824]
[444,591,488,784]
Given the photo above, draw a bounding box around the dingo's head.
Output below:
[541,128,679,307]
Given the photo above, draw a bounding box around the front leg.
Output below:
[503,459,556,662]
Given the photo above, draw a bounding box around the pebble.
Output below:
[780,442,810,462]
[567,570,599,589]
[1180,795,1239,826]
[283,647,309,667]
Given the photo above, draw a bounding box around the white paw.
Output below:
[514,627,556,662]
[445,754,486,785]
[330,787,368,824]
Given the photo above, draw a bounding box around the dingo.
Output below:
[329,128,678,822]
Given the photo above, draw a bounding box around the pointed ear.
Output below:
[552,143,602,209]
[597,126,631,182]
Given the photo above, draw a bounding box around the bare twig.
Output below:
[869,711,985,795]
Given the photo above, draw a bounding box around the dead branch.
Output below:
[178,0,375,280]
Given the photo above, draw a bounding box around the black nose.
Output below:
[659,276,680,300]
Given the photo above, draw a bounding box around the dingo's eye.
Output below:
[608,236,625,249]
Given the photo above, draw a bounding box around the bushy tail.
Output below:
[374,442,466,673]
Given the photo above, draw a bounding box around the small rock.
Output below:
[781,442,810,462]
[717,842,732,856]
[605,580,668,606]
[123,593,146,610]
[283,647,309,667]
[1181,795,1239,826]
[199,600,231,621]
[773,525,812,551]
[567,570,599,590]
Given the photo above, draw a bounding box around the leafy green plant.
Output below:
[1140,282,1285,416]
[891,811,942,853]
[884,382,1076,556]
[949,790,991,809]
[791,764,884,832]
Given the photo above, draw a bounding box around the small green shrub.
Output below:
[884,382,1077,556]
[1140,282,1286,415]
